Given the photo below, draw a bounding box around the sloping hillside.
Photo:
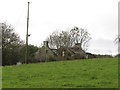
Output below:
[2,58,118,88]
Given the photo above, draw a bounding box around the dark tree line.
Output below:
[1,22,38,66]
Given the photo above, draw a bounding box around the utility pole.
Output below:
[25,2,30,64]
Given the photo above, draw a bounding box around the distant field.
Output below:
[2,58,118,88]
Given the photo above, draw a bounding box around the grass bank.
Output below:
[2,58,118,88]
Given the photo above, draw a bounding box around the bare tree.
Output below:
[46,26,91,51]
[115,35,120,44]
[59,31,71,47]
[47,31,61,49]
[70,27,91,51]
[114,35,120,57]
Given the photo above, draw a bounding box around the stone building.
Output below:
[58,43,86,60]
[35,41,86,62]
[35,41,58,62]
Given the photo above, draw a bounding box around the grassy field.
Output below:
[2,58,118,88]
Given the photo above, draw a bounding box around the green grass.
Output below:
[2,58,118,88]
[0,67,2,89]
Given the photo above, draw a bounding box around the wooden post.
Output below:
[25,2,30,64]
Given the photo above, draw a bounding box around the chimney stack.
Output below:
[43,41,49,47]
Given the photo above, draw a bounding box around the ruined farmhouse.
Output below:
[35,41,87,62]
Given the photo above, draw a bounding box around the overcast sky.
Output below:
[0,0,119,55]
